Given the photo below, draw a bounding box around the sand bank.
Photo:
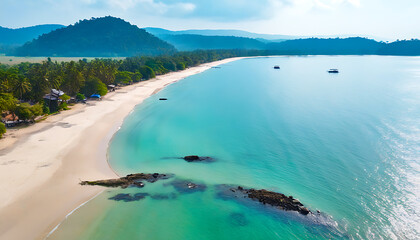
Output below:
[0,57,244,240]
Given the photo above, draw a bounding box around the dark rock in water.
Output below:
[182,155,215,163]
[80,173,173,188]
[168,179,207,194]
[159,98,168,100]
[236,187,311,215]
[217,185,312,216]
[228,212,249,226]
[183,155,200,161]
[109,193,149,202]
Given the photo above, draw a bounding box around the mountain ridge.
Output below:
[0,24,64,46]
[13,17,176,57]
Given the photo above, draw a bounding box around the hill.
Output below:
[0,24,64,46]
[13,17,176,57]
[157,34,266,51]
[377,40,420,56]
[266,37,385,55]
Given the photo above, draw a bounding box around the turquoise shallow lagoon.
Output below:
[49,56,420,239]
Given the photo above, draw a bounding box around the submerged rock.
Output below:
[109,193,149,202]
[80,173,173,188]
[183,155,199,161]
[182,155,215,163]
[228,212,249,226]
[168,179,207,194]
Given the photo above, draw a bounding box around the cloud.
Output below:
[347,0,361,7]
[79,0,291,22]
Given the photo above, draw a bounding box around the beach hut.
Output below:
[43,89,65,112]
[107,85,116,92]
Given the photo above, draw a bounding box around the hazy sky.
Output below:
[1,0,419,40]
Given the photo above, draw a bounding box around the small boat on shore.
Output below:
[274,66,280,69]
[328,69,339,73]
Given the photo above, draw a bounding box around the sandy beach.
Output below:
[0,57,243,240]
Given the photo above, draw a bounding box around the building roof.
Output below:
[43,89,65,100]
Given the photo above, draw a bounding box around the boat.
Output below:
[328,69,339,73]
[274,66,280,69]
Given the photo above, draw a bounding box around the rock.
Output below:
[80,173,173,188]
[169,179,207,194]
[109,193,149,202]
[183,155,200,161]
[229,186,312,215]
[246,188,311,215]
[182,155,215,163]
[159,98,168,100]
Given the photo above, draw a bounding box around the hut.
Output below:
[43,89,65,112]
[107,85,116,92]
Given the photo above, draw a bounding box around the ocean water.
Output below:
[49,56,420,240]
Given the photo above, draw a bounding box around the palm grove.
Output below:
[0,50,258,137]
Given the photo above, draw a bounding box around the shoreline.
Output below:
[0,57,245,240]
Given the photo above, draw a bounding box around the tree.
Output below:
[138,66,155,80]
[132,72,143,82]
[30,103,43,117]
[115,71,133,85]
[81,77,107,96]
[15,103,43,121]
[0,122,6,138]
[62,61,85,96]
[59,94,70,102]
[0,93,18,112]
[176,62,186,71]
[76,93,85,101]
[27,64,49,101]
[15,103,34,121]
[13,77,31,100]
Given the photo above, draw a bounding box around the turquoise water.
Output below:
[50,56,420,239]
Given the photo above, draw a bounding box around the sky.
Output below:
[0,0,419,40]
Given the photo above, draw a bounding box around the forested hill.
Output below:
[377,39,420,55]
[157,34,267,51]
[13,17,176,57]
[266,37,385,55]
[0,24,64,45]
[266,37,420,55]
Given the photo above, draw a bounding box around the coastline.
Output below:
[0,57,245,240]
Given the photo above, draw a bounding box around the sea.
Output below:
[48,56,420,240]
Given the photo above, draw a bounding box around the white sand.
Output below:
[0,57,244,240]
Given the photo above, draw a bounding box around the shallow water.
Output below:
[49,56,420,240]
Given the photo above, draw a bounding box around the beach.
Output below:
[0,57,243,240]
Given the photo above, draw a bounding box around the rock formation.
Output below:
[80,173,173,188]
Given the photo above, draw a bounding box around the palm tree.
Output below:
[13,77,31,100]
